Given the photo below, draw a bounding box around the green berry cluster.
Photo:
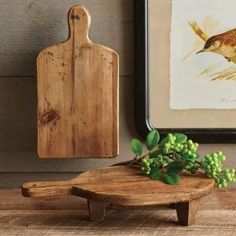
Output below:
[180,140,199,174]
[161,134,198,158]
[200,152,225,178]
[200,151,236,188]
[216,169,236,188]
[162,133,187,154]
[181,140,199,160]
[162,134,178,153]
[141,156,152,175]
[141,155,169,175]
[131,129,236,188]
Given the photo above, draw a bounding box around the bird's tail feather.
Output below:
[189,21,209,42]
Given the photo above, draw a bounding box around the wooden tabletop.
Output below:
[0,188,236,236]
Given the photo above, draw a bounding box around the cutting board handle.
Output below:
[22,179,77,198]
[68,5,91,45]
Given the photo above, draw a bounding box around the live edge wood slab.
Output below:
[22,166,215,226]
[37,6,119,158]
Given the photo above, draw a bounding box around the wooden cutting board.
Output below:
[37,6,119,158]
[22,165,215,225]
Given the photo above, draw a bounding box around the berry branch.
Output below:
[129,129,236,188]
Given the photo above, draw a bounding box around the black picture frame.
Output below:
[134,0,236,143]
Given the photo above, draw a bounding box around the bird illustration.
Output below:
[189,22,236,63]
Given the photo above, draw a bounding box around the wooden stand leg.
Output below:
[175,199,199,226]
[87,199,107,222]
[169,203,176,209]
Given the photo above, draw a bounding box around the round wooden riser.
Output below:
[22,166,215,226]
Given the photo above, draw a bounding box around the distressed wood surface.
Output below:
[0,209,236,236]
[73,166,215,206]
[2,188,236,230]
[0,116,131,172]
[37,6,119,158]
[0,75,131,172]
[1,188,236,210]
[22,166,215,205]
[1,187,235,233]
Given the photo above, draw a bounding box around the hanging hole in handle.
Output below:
[71,14,80,20]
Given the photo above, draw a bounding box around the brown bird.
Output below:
[189,22,236,63]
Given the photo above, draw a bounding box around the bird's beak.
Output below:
[196,49,205,54]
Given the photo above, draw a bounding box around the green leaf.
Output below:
[167,161,183,174]
[162,172,180,185]
[146,129,160,151]
[130,139,143,156]
[173,133,187,144]
[149,167,162,180]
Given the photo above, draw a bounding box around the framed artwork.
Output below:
[134,0,236,143]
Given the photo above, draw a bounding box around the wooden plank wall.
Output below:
[0,0,235,187]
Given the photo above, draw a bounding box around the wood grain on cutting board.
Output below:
[37,6,119,158]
